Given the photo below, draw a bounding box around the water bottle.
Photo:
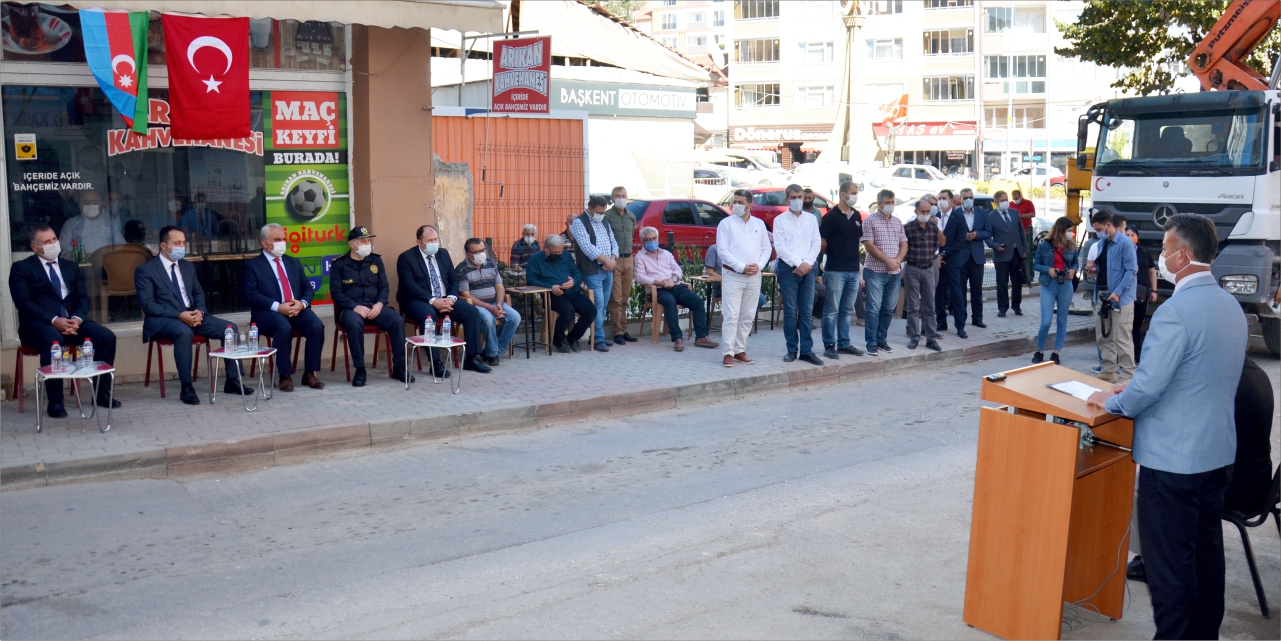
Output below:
[225,325,236,351]
[424,317,435,338]
[51,341,63,372]
[81,338,94,366]
[248,323,259,351]
[441,316,452,340]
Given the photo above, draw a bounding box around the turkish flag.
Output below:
[161,14,250,139]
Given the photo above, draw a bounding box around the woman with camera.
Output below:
[1125,226,1159,365]
[1031,217,1080,364]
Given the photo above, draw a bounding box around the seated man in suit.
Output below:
[242,223,326,391]
[135,226,253,404]
[8,225,121,417]
[329,226,411,386]
[395,225,491,375]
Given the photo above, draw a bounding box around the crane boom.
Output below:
[1187,0,1280,91]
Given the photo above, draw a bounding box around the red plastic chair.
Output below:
[13,345,82,413]
[144,336,209,398]
[330,325,391,381]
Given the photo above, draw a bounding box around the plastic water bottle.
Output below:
[441,316,452,340]
[248,323,259,351]
[81,338,94,366]
[424,317,435,338]
[51,341,63,372]
[225,325,236,351]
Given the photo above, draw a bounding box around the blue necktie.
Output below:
[170,263,187,308]
[47,262,69,318]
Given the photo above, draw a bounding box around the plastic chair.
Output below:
[1223,465,1281,618]
[144,336,209,398]
[331,322,390,381]
[92,244,150,321]
[13,344,82,413]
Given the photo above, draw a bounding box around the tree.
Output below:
[1056,0,1280,95]
[590,0,646,24]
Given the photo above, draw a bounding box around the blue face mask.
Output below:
[168,246,186,261]
[644,240,660,253]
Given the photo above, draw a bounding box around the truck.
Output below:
[1073,0,1281,356]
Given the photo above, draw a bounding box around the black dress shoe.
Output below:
[973,321,987,328]
[223,379,255,396]
[1127,555,1146,583]
[554,341,573,354]
[926,340,942,352]
[431,362,452,378]
[569,340,582,353]
[391,368,415,383]
[464,356,492,373]
[352,367,367,387]
[907,339,919,350]
[623,333,638,343]
[783,352,798,362]
[47,403,68,418]
[1013,309,1023,316]
[937,322,948,332]
[823,346,839,359]
[180,384,201,405]
[997,310,1007,318]
[614,334,626,345]
[957,329,969,339]
[483,355,501,366]
[96,397,122,409]
[837,345,865,356]
[799,353,824,366]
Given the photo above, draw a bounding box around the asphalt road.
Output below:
[3,343,1278,640]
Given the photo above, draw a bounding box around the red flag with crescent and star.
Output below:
[161,14,250,139]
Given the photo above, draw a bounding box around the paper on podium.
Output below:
[1047,380,1102,401]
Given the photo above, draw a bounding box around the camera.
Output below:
[1055,272,1066,285]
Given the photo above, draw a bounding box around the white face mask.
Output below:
[916,213,931,223]
[1158,248,1211,284]
[81,204,101,220]
[523,235,536,244]
[591,212,605,223]
[845,194,858,207]
[962,198,974,210]
[788,198,803,213]
[355,243,372,258]
[996,201,1009,211]
[422,242,440,256]
[880,204,894,216]
[471,251,486,264]
[1013,198,1023,204]
[939,201,952,213]
[613,198,627,209]
[38,241,61,261]
[733,203,748,217]
[930,205,940,216]
[269,241,287,257]
[167,200,183,215]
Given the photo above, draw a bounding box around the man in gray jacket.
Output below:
[1089,213,1246,640]
[984,190,1028,317]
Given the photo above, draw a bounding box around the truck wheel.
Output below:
[1263,317,1281,357]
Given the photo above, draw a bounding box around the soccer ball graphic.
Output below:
[287,179,328,220]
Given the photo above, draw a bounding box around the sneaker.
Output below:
[823,346,839,359]
[837,346,865,356]
[1032,352,1044,364]
[1051,353,1061,365]
[865,345,878,356]
[907,339,919,350]
[594,341,611,352]
[877,342,893,353]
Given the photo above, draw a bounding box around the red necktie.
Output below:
[274,258,294,303]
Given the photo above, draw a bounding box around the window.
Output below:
[735,38,780,63]
[696,87,710,103]
[734,0,780,20]
[662,202,697,226]
[922,76,974,101]
[923,28,974,55]
[690,12,706,24]
[925,0,973,7]
[865,38,904,61]
[660,13,677,29]
[713,10,726,26]
[984,105,1046,128]
[661,36,678,48]
[735,83,781,108]
[695,202,728,226]
[662,0,677,5]
[688,35,708,49]
[798,42,835,63]
[986,7,1013,32]
[867,0,903,14]
[986,55,1047,94]
[1015,7,1047,33]
[796,86,836,108]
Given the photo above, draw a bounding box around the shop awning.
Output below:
[54,0,505,32]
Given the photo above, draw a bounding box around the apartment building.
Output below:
[642,0,733,66]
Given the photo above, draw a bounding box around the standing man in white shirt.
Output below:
[775,184,824,365]
[570,195,620,352]
[715,189,772,368]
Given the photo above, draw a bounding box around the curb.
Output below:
[1,326,1094,491]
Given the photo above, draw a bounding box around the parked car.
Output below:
[875,163,975,204]
[716,186,835,230]
[993,164,1066,188]
[703,152,790,187]
[625,198,731,255]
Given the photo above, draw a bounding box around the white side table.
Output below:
[207,347,276,411]
[34,362,115,433]
[404,335,465,393]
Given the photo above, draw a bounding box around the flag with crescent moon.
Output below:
[161,14,250,140]
[80,9,149,134]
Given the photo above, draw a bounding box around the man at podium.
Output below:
[1088,214,1246,640]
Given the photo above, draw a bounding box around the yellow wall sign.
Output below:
[14,133,37,160]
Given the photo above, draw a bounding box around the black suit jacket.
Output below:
[396,246,460,309]
[136,257,206,342]
[242,253,315,312]
[8,254,89,328]
[939,211,970,266]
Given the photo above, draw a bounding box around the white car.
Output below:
[876,164,975,204]
[704,153,790,187]
[994,165,1066,188]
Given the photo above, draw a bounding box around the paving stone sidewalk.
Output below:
[1,305,1094,490]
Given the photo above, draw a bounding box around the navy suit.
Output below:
[395,246,482,360]
[942,207,991,328]
[242,253,325,377]
[136,256,240,385]
[8,254,117,405]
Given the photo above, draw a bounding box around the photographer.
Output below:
[1090,211,1138,382]
[1030,217,1079,364]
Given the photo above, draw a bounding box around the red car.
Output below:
[717,186,835,230]
[624,198,731,254]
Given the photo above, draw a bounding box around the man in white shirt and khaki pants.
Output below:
[715,189,772,367]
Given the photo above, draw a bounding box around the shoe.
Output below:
[554,341,573,354]
[856,318,866,326]
[464,357,492,373]
[569,340,582,353]
[799,353,824,366]
[937,322,948,332]
[957,329,969,339]
[352,367,367,387]
[1127,556,1146,583]
[866,346,878,356]
[877,342,893,353]
[623,333,638,343]
[391,367,415,383]
[96,397,122,409]
[723,355,735,367]
[837,346,865,356]
[1013,309,1023,316]
[1051,353,1061,365]
[926,340,941,352]
[997,310,1007,318]
[483,355,501,367]
[733,352,754,364]
[823,346,839,359]
[430,361,452,378]
[1032,352,1044,364]
[302,371,325,389]
[673,339,685,352]
[614,334,626,345]
[783,352,798,362]
[279,375,295,392]
[1091,365,1103,373]
[694,337,719,349]
[907,339,919,350]
[46,403,67,418]
[180,384,201,405]
[594,341,611,352]
[973,321,987,328]
[223,379,255,396]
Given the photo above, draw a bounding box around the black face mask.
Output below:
[547,252,562,262]
[802,200,814,209]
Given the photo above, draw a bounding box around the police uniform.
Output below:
[330,227,408,383]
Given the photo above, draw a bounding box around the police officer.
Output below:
[331,227,411,386]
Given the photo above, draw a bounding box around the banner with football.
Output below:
[264,90,349,303]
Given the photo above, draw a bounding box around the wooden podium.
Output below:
[963,361,1136,640]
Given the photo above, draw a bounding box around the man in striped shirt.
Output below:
[457,238,521,366]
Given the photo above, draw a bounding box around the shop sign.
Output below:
[552,80,696,118]
[14,133,37,160]
[732,127,829,143]
[11,171,93,192]
[106,98,263,157]
[492,37,551,114]
[871,121,977,137]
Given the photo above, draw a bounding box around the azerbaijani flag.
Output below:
[80,9,149,133]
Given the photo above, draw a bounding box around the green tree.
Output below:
[590,0,646,24]
[1056,0,1281,95]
